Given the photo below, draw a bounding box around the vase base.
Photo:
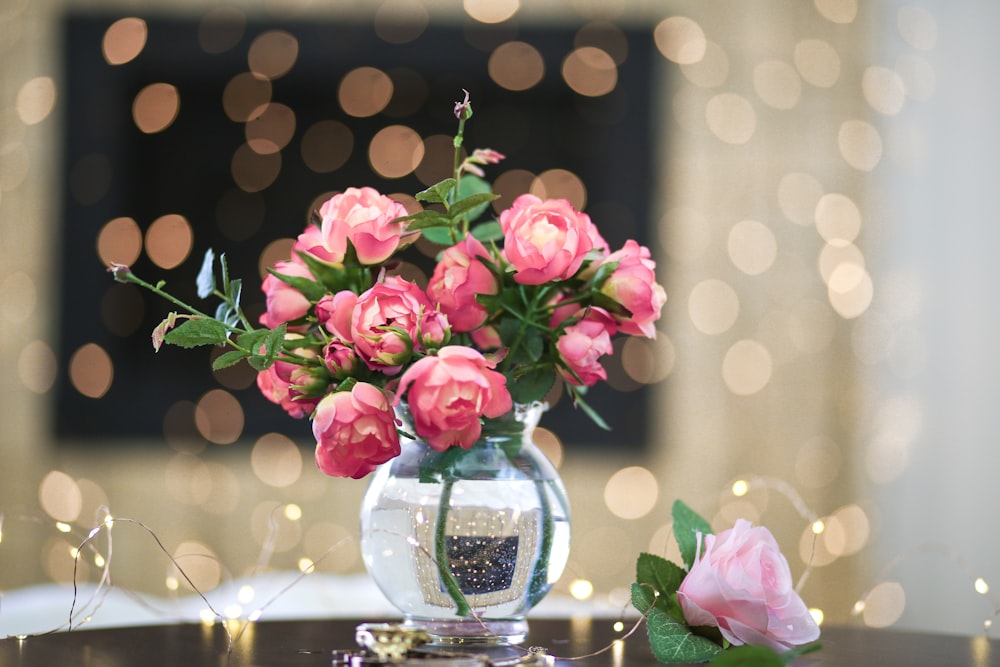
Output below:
[404,616,527,645]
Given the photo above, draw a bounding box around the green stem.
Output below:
[123,273,218,323]
[527,479,555,604]
[435,477,472,617]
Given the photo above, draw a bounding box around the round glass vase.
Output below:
[359,402,571,645]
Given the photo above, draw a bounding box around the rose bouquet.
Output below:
[110,91,666,480]
[632,500,821,665]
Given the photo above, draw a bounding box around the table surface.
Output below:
[1,618,998,666]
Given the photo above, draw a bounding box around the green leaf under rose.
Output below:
[673,499,713,570]
[632,583,725,664]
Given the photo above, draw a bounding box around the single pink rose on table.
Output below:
[260,259,315,328]
[426,235,499,332]
[349,276,431,374]
[499,194,598,285]
[313,383,400,479]
[677,519,821,652]
[396,346,513,450]
[598,240,666,338]
[318,187,409,265]
[553,307,616,387]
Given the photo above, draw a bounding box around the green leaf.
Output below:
[707,645,784,667]
[237,329,269,353]
[420,226,456,246]
[227,277,243,305]
[470,220,504,242]
[415,178,456,204]
[632,583,724,664]
[267,267,326,302]
[636,552,687,598]
[707,644,823,667]
[456,174,495,222]
[212,350,248,370]
[397,209,452,231]
[261,323,287,364]
[196,249,215,298]
[508,367,555,404]
[673,500,713,571]
[163,318,229,348]
[448,191,499,221]
[522,327,544,362]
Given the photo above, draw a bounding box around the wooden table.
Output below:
[1,618,997,666]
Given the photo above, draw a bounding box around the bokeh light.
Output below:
[654,16,706,65]
[102,17,147,65]
[132,83,180,134]
[604,467,658,520]
[489,41,544,92]
[145,213,193,269]
[248,30,298,80]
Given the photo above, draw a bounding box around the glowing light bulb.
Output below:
[94,554,106,567]
[56,522,72,533]
[165,576,179,591]
[852,600,866,615]
[238,585,255,604]
[199,609,216,625]
[284,504,302,521]
[569,579,594,600]
[975,578,990,595]
[298,557,314,573]
[732,480,749,497]
[613,621,625,632]
[809,608,825,625]
[811,520,825,534]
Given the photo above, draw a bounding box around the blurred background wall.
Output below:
[1,0,997,638]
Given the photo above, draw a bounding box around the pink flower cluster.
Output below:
[255,179,665,478]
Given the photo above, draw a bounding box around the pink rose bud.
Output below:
[256,356,321,420]
[499,194,596,285]
[419,309,451,349]
[677,519,821,652]
[553,307,616,387]
[312,383,400,479]
[322,340,357,379]
[318,187,409,265]
[599,240,666,338]
[395,346,512,450]
[426,236,499,333]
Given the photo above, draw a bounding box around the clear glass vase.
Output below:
[359,402,571,645]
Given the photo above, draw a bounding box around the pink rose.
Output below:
[598,240,666,338]
[260,259,315,328]
[293,223,337,264]
[427,236,499,332]
[554,307,616,387]
[256,355,321,420]
[312,383,400,479]
[395,346,513,450]
[677,519,821,652]
[499,194,596,285]
[320,290,359,342]
[318,187,409,265]
[349,276,431,374]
